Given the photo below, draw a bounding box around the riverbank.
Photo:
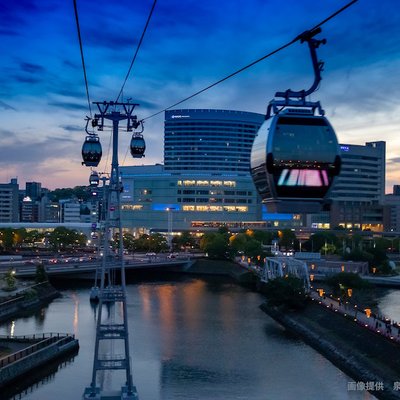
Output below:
[188,259,400,399]
[260,301,400,400]
[185,258,257,285]
[0,281,60,323]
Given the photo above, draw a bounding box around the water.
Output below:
[1,276,376,400]
[378,289,400,324]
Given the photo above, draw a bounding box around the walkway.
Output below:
[310,289,400,344]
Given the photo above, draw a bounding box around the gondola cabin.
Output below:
[251,109,341,213]
[130,134,146,158]
[89,171,100,187]
[82,135,102,167]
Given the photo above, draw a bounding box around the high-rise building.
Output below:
[383,185,400,232]
[0,178,19,222]
[60,200,81,223]
[120,109,301,234]
[164,109,264,173]
[25,181,42,201]
[328,141,386,231]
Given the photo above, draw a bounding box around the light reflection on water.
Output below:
[0,277,377,400]
[377,289,400,324]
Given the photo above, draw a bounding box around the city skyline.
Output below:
[0,0,399,191]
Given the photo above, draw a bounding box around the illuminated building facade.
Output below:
[120,109,303,234]
[328,141,385,231]
[120,165,267,234]
[164,109,263,173]
[0,178,19,222]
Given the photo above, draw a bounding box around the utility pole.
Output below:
[84,101,140,400]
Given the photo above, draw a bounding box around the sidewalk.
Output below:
[310,290,400,344]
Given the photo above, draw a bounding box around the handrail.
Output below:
[0,333,75,368]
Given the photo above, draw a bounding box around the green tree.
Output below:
[244,239,263,258]
[49,186,91,202]
[200,233,229,259]
[303,232,339,253]
[23,230,45,247]
[122,232,136,252]
[0,228,15,252]
[278,229,297,250]
[48,227,87,250]
[35,264,48,283]
[229,233,249,253]
[3,269,16,291]
[252,230,277,245]
[132,233,168,253]
[172,231,196,250]
[262,277,308,310]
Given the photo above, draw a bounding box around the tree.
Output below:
[278,229,297,250]
[0,228,14,252]
[35,264,48,283]
[303,232,339,253]
[200,232,229,259]
[49,186,91,202]
[23,230,45,247]
[229,233,248,253]
[172,231,196,250]
[3,269,17,291]
[48,227,87,250]
[132,233,168,253]
[262,277,308,310]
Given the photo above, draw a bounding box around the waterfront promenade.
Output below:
[310,289,400,344]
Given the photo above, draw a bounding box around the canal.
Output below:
[1,276,378,399]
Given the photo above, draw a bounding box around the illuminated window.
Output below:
[223,206,248,212]
[182,205,195,211]
[196,180,209,186]
[210,180,222,186]
[121,205,143,210]
[183,180,196,186]
[223,181,236,187]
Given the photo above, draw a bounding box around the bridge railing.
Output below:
[0,332,75,368]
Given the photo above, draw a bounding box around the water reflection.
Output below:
[0,277,378,400]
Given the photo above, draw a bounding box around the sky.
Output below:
[0,0,399,192]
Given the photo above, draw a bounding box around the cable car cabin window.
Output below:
[273,117,337,164]
[272,116,338,199]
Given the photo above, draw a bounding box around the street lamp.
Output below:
[166,207,175,252]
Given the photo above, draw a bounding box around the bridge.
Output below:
[238,256,311,291]
[12,257,194,279]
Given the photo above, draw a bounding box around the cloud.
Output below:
[0,135,80,165]
[387,157,400,165]
[48,101,88,111]
[60,124,85,132]
[20,62,45,74]
[12,74,42,84]
[0,101,16,111]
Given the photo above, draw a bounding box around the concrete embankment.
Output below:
[0,333,79,389]
[261,302,400,400]
[186,260,400,399]
[185,259,257,285]
[0,281,60,323]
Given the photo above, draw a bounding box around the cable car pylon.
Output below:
[82,101,144,400]
[251,28,341,214]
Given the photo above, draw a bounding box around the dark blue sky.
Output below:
[0,0,399,190]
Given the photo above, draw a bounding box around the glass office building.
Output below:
[120,109,302,234]
[164,109,264,173]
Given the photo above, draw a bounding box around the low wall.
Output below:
[0,335,79,387]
